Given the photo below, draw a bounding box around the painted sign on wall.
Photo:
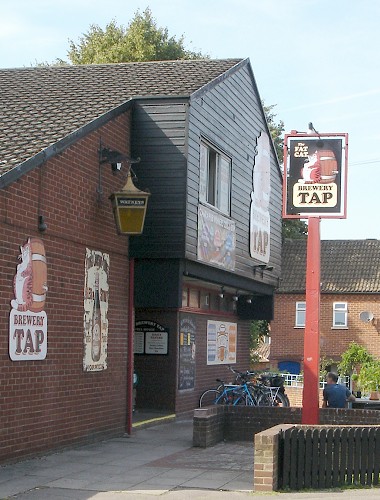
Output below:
[83,249,109,372]
[9,238,48,361]
[178,315,196,390]
[207,320,237,365]
[283,133,348,219]
[250,131,271,263]
[197,204,236,271]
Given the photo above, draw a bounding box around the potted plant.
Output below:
[357,360,380,400]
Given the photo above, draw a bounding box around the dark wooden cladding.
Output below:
[130,61,282,293]
[129,100,188,259]
[187,63,282,286]
[278,426,380,490]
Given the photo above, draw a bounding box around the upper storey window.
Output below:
[199,141,231,215]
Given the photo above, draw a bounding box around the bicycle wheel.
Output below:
[257,391,273,406]
[273,391,290,407]
[199,389,228,407]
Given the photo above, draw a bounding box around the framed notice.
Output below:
[135,321,169,355]
[207,320,237,365]
[283,133,348,219]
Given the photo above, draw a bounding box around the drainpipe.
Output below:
[126,257,135,435]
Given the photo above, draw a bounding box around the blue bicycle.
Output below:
[198,375,256,407]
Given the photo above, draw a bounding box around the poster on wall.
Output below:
[207,320,237,365]
[83,249,109,372]
[283,134,348,219]
[250,131,271,264]
[178,315,196,390]
[134,320,169,355]
[197,204,236,271]
[9,238,48,361]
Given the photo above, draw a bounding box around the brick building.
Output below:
[0,58,282,461]
[270,239,380,374]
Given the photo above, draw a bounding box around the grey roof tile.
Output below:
[0,59,242,175]
[279,239,380,294]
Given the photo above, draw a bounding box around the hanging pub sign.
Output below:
[283,133,348,219]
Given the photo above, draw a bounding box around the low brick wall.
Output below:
[286,386,324,407]
[193,406,380,446]
[193,406,225,447]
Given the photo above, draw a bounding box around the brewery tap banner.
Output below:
[283,133,348,218]
[83,249,110,372]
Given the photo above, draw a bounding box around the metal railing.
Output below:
[283,374,350,389]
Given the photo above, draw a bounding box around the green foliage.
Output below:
[338,342,374,375]
[66,8,206,65]
[262,102,284,163]
[357,360,380,393]
[282,219,308,240]
[250,320,269,364]
[261,102,308,241]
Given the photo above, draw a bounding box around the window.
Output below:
[295,301,306,327]
[199,141,231,214]
[333,302,348,327]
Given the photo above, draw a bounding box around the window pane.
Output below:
[182,288,188,307]
[334,312,346,326]
[200,291,210,310]
[207,150,217,205]
[296,310,306,326]
[335,303,346,310]
[199,144,208,202]
[218,156,231,214]
[189,289,199,308]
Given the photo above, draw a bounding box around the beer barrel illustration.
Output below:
[317,149,338,184]
[30,238,48,312]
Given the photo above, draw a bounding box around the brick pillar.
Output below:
[254,424,294,492]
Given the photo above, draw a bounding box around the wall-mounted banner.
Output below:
[250,131,271,263]
[134,320,169,355]
[197,204,236,271]
[283,133,348,219]
[207,320,237,365]
[9,238,48,361]
[83,249,109,372]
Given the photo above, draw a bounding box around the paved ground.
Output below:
[0,418,378,499]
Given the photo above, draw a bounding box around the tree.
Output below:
[262,102,308,240]
[66,8,205,65]
[250,320,269,365]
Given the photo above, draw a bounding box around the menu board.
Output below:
[178,315,196,390]
[134,320,168,355]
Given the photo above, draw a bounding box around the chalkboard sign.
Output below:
[135,320,169,355]
[178,315,196,390]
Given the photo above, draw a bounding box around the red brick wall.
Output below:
[270,293,380,369]
[0,110,132,462]
[176,311,251,414]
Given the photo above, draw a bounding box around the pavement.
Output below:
[0,417,379,499]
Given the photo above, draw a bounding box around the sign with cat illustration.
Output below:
[283,133,348,218]
[9,237,48,361]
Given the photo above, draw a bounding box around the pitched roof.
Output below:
[279,239,380,294]
[0,58,243,178]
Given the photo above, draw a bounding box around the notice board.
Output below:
[178,315,196,390]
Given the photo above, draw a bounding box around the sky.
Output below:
[2,0,380,240]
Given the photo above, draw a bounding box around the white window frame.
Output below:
[333,302,348,328]
[199,141,231,215]
[295,301,306,327]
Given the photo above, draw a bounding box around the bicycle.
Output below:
[228,366,290,407]
[199,374,256,407]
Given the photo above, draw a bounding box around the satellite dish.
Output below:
[359,311,374,323]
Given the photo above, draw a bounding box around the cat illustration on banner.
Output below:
[11,238,48,312]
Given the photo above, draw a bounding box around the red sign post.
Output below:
[283,132,348,424]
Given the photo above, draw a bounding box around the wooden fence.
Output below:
[278,426,380,490]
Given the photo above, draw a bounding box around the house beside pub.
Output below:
[270,239,380,375]
[0,58,282,461]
